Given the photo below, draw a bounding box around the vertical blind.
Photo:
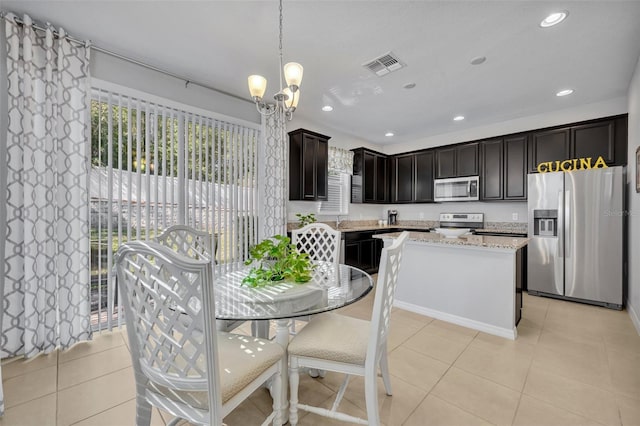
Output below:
[90,85,259,330]
[319,173,349,215]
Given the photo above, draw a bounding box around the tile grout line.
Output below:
[400,330,498,426]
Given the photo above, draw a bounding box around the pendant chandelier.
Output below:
[247,0,303,120]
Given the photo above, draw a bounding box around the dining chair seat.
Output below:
[287,313,369,365]
[147,332,284,408]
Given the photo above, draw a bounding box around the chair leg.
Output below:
[289,357,300,426]
[364,373,380,426]
[135,386,152,426]
[380,350,393,396]
[271,370,282,426]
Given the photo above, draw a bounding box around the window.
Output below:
[319,172,349,216]
[89,80,259,330]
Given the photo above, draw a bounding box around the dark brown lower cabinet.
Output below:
[344,231,393,274]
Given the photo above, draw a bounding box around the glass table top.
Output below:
[214,263,374,321]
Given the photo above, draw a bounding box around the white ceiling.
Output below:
[4,1,640,145]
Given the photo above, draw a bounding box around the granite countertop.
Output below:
[288,220,528,235]
[375,231,529,250]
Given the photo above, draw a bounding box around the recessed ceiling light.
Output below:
[403,82,416,89]
[385,132,394,137]
[556,89,574,97]
[470,56,486,65]
[322,105,333,112]
[453,115,465,121]
[540,11,568,28]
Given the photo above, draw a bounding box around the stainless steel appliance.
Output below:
[527,166,625,309]
[388,209,398,225]
[434,176,480,202]
[438,212,484,230]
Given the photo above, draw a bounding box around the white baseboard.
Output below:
[628,299,640,336]
[394,300,517,340]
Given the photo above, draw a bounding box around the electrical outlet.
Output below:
[419,212,425,219]
[512,213,519,221]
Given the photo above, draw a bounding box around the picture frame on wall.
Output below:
[637,146,640,193]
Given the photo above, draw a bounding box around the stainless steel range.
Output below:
[438,213,484,230]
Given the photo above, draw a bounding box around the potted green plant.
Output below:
[295,213,316,228]
[242,235,314,287]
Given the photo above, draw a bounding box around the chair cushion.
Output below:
[287,313,370,365]
[147,332,283,407]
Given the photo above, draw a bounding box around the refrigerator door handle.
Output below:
[557,190,564,256]
[565,189,571,257]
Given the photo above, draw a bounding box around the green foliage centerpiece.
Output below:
[242,235,314,287]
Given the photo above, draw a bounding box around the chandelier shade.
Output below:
[248,75,267,100]
[283,62,303,89]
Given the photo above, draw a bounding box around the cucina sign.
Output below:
[537,156,608,173]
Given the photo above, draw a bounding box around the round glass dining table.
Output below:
[214,262,374,321]
[213,262,373,424]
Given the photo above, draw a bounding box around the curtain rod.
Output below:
[0,11,253,105]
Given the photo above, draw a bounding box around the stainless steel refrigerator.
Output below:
[527,166,625,309]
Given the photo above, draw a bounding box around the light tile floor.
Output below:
[2,291,640,426]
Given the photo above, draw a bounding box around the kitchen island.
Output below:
[376,232,528,340]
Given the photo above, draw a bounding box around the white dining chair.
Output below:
[287,231,409,426]
[290,222,341,333]
[115,240,284,426]
[291,222,341,267]
[156,225,252,333]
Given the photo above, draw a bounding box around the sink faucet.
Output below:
[336,215,343,229]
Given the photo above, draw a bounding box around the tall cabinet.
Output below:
[480,135,527,201]
[351,148,389,203]
[391,150,435,203]
[288,129,329,201]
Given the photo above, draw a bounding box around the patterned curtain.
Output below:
[258,108,287,240]
[2,12,92,369]
[328,146,354,175]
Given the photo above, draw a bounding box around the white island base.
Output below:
[380,233,526,340]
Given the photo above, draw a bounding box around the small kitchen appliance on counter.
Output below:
[388,210,398,225]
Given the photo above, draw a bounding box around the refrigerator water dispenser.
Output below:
[533,209,558,237]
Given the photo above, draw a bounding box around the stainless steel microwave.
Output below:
[434,176,480,202]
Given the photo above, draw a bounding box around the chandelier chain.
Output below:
[278,0,284,93]
[279,0,283,54]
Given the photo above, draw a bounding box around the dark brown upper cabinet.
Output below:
[480,139,504,200]
[391,150,435,203]
[436,143,479,178]
[351,148,388,203]
[528,115,627,173]
[528,128,570,173]
[288,129,329,201]
[351,114,627,204]
[503,135,528,200]
[480,135,527,201]
[391,154,414,203]
[415,150,435,202]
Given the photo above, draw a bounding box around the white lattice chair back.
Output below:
[291,222,341,286]
[116,240,222,424]
[366,231,409,370]
[156,225,214,262]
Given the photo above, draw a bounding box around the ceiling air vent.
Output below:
[362,52,406,77]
